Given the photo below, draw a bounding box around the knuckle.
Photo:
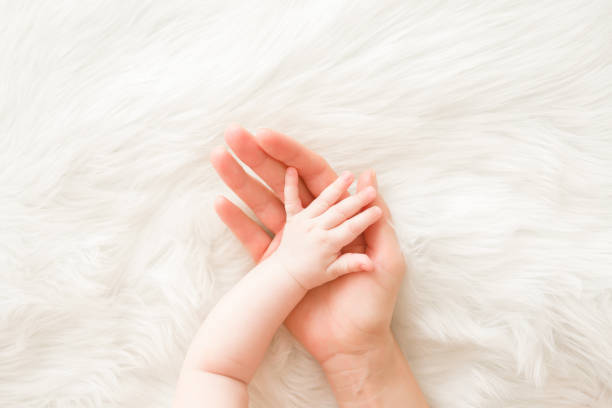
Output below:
[311,201,325,214]
[321,198,333,210]
[329,206,345,221]
[317,231,330,243]
[305,221,317,233]
[318,232,334,247]
[329,262,345,278]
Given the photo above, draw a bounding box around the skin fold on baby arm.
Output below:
[173,168,382,407]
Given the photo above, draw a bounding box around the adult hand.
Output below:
[211,126,427,406]
[210,126,366,262]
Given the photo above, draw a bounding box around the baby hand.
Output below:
[272,167,382,290]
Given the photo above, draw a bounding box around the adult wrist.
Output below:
[321,330,428,408]
[321,330,395,406]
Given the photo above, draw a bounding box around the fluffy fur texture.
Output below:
[2,1,612,407]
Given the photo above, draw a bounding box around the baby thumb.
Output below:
[327,253,374,280]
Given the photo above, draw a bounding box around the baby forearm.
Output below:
[181,256,306,384]
[175,167,384,407]
[174,369,248,408]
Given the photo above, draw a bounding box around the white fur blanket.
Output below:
[2,1,611,407]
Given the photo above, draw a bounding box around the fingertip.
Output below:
[360,259,374,272]
[344,252,374,272]
[224,125,239,146]
[371,205,383,218]
[224,124,244,141]
[227,127,257,157]
[213,196,233,221]
[341,171,354,183]
[210,145,227,163]
[210,146,242,182]
[254,127,275,146]
[357,168,377,192]
[363,185,377,199]
[213,195,228,212]
[285,167,298,186]
[225,123,243,134]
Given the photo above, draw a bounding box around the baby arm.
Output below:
[173,168,382,408]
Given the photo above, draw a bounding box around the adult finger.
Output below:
[356,169,406,287]
[213,196,272,262]
[356,169,392,219]
[225,125,313,205]
[210,146,285,233]
[255,128,341,198]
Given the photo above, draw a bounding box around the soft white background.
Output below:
[2,1,611,407]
